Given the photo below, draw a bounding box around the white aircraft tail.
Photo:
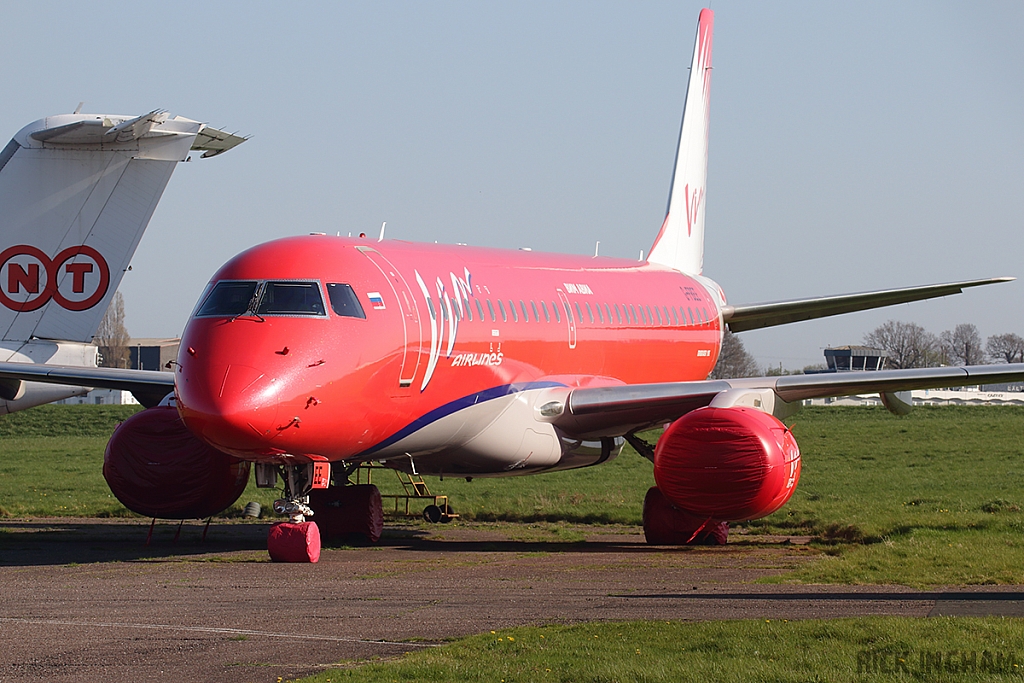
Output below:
[647,8,714,275]
[0,111,245,344]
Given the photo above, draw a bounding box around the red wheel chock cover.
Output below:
[268,521,321,563]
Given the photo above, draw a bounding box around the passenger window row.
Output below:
[433,294,712,328]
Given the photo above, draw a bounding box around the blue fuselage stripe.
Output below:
[358,381,566,457]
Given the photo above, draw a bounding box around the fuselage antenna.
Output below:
[594,241,600,257]
[378,221,387,242]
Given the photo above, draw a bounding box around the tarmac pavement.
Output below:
[1,518,1022,682]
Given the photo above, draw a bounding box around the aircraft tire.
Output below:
[642,487,728,545]
[267,521,322,562]
[423,505,442,524]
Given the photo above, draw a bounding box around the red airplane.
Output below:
[3,8,1023,562]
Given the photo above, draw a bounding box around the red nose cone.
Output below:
[175,317,295,457]
[177,360,283,456]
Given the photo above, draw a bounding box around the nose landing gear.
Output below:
[261,461,330,562]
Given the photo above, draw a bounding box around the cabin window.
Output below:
[475,299,484,321]
[671,306,679,326]
[532,300,541,322]
[497,299,508,322]
[486,299,496,322]
[614,303,622,325]
[540,301,550,322]
[508,300,518,322]
[326,283,367,319]
[552,302,561,323]
[256,281,327,316]
[687,306,694,325]
[520,300,529,322]
[585,302,595,323]
[575,302,585,324]
[464,298,473,321]
[629,304,638,325]
[594,302,603,324]
[196,280,259,317]
[654,306,662,326]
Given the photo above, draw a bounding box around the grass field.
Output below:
[291,617,1024,683]
[3,404,1024,585]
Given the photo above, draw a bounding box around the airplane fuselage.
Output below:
[176,235,724,474]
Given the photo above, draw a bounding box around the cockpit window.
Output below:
[256,281,326,316]
[195,281,258,317]
[326,283,366,319]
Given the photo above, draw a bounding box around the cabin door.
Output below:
[357,246,422,389]
[556,289,577,349]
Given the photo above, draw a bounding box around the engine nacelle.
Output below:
[653,406,801,522]
[103,406,250,519]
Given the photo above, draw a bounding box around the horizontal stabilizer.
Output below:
[191,126,248,158]
[721,277,1013,333]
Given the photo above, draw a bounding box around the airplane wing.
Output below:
[551,363,1024,438]
[721,277,1013,332]
[0,362,174,408]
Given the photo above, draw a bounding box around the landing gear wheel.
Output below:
[642,487,728,545]
[268,521,321,562]
[440,503,455,523]
[266,463,326,562]
[308,484,384,543]
[423,504,442,524]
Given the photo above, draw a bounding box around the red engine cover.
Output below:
[653,406,801,521]
[103,406,251,519]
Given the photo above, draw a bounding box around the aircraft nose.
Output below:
[177,360,284,456]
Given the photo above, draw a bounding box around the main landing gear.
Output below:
[642,487,728,546]
[624,433,728,546]
[260,462,330,563]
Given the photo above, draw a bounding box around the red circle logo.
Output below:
[0,245,110,312]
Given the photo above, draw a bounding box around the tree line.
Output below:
[711,322,1024,380]
[863,321,1022,368]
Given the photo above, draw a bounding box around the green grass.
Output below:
[292,617,1024,682]
[0,405,141,517]
[753,406,1024,586]
[5,404,1024,585]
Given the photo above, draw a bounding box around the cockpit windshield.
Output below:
[256,282,326,316]
[195,281,258,317]
[195,280,328,318]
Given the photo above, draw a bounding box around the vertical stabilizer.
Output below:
[0,111,245,344]
[647,8,714,274]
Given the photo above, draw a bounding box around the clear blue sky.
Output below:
[2,1,1021,369]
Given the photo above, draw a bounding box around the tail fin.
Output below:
[0,111,245,343]
[647,8,714,274]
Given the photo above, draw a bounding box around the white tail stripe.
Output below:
[648,8,714,275]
